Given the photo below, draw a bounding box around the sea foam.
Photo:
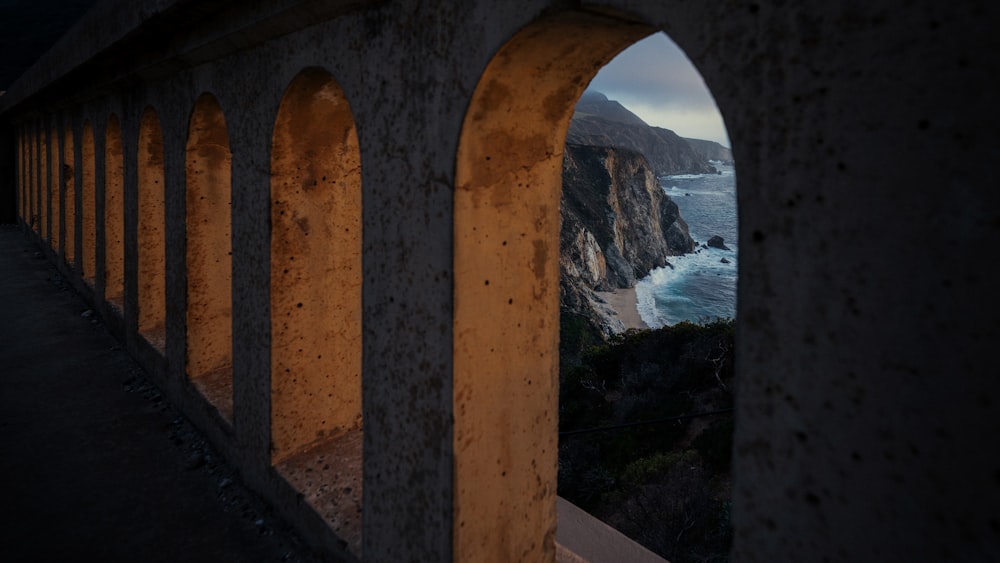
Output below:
[638,162,738,327]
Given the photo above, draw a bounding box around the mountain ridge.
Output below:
[569,90,732,174]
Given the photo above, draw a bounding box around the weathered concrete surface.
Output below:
[2,0,1000,561]
[0,226,322,562]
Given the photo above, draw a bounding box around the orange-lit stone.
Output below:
[454,12,653,563]
[137,108,166,352]
[186,94,234,421]
[104,115,125,312]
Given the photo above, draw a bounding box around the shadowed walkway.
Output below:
[0,226,321,562]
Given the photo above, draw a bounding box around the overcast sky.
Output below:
[587,32,730,148]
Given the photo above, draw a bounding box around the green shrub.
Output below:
[558,316,736,563]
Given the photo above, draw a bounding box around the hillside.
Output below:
[567,91,725,176]
[559,320,735,563]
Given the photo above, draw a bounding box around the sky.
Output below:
[587,32,731,148]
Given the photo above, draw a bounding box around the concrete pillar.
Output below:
[453,12,652,562]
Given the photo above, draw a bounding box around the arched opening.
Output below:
[36,126,44,236]
[81,122,96,284]
[185,93,234,422]
[137,107,167,352]
[50,125,60,250]
[269,67,363,553]
[20,128,29,229]
[63,123,76,266]
[38,126,46,238]
[455,12,736,562]
[104,115,125,312]
[557,34,737,563]
[18,127,31,229]
[30,128,39,239]
[17,126,28,226]
[17,128,26,225]
[29,126,38,230]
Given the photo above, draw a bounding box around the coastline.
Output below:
[597,287,649,331]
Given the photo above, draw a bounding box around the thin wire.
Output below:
[558,408,733,438]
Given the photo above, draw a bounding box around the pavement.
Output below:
[0,225,323,563]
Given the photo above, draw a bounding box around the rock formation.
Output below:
[707,235,730,250]
[560,143,695,335]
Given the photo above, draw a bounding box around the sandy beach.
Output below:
[597,287,649,331]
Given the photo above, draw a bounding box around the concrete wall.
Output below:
[3,0,999,560]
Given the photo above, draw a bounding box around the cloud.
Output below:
[586,33,730,147]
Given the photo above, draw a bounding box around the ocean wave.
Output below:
[635,282,659,328]
[636,249,738,327]
[642,162,737,326]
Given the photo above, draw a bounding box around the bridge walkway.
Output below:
[0,225,321,563]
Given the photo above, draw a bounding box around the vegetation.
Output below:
[559,316,735,563]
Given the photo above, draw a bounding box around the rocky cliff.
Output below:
[567,91,716,176]
[561,143,695,335]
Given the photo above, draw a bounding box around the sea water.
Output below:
[636,162,738,327]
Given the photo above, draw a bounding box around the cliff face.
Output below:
[560,143,695,334]
[567,91,716,176]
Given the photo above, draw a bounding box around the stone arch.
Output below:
[17,128,25,224]
[63,122,76,265]
[50,124,60,249]
[80,121,97,286]
[29,126,38,230]
[185,93,234,421]
[269,67,363,550]
[138,107,167,352]
[81,121,96,284]
[20,127,29,229]
[452,12,714,561]
[33,127,39,230]
[39,124,47,239]
[25,127,32,225]
[38,125,46,238]
[18,130,30,229]
[104,114,125,312]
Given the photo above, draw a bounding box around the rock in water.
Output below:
[708,235,730,250]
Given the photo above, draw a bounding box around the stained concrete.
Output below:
[0,226,322,562]
[2,0,1000,560]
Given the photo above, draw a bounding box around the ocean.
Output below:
[636,162,738,327]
